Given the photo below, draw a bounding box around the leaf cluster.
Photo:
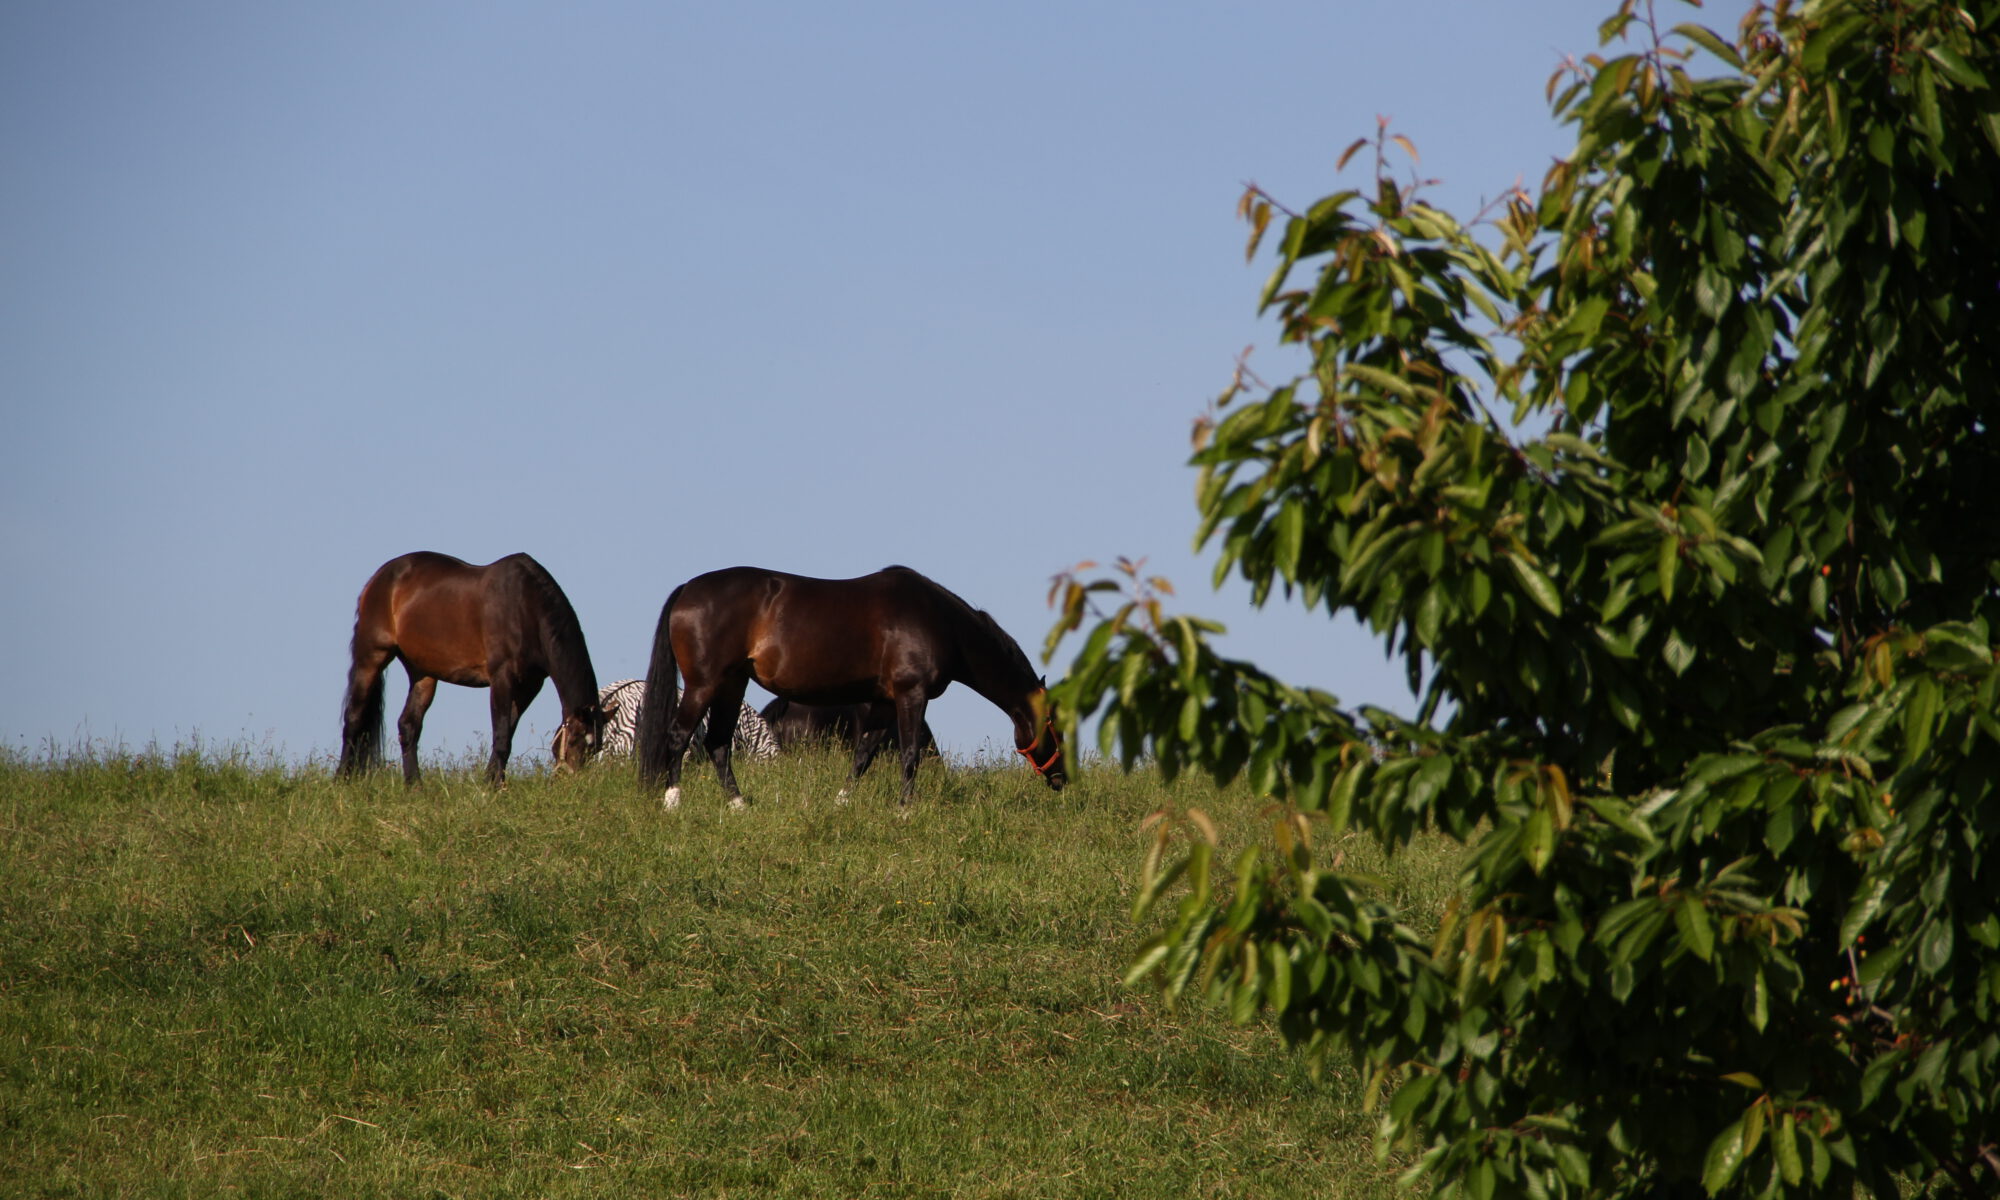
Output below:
[1049,2,2000,1195]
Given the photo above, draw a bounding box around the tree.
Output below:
[1046,1,2000,1195]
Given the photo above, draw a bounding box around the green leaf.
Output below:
[1915,64,1945,153]
[1774,1113,1803,1186]
[1841,877,1890,947]
[1583,795,1654,842]
[1266,941,1292,1013]
[1406,753,1454,814]
[1724,336,1763,400]
[1745,966,1769,1032]
[1465,567,1493,618]
[1415,583,1446,648]
[1133,851,1193,924]
[1343,362,1416,399]
[1123,939,1170,986]
[1505,554,1564,618]
[1658,536,1680,603]
[1673,23,1743,70]
[1464,1159,1496,1200]
[1525,807,1556,875]
[1702,1117,1748,1194]
[1662,629,1696,676]
[1387,1072,1438,1127]
[1274,503,1305,583]
[1901,675,1941,764]
[1325,761,1364,835]
[1230,956,1261,1023]
[1693,266,1731,321]
[1923,623,1992,672]
[1919,920,1954,974]
[1925,44,1990,87]
[1178,694,1201,741]
[1684,432,1712,480]
[1676,892,1714,962]
[1859,1049,1904,1110]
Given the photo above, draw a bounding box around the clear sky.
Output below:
[1,1,1748,771]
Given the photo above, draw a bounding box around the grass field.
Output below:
[0,742,1463,1198]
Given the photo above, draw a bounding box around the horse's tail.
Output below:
[336,629,387,776]
[635,584,684,790]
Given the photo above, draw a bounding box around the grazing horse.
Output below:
[338,551,605,785]
[636,565,1065,808]
[760,696,938,769]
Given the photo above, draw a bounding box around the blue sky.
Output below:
[1,1,1746,770]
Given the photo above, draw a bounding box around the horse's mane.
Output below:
[512,555,600,707]
[880,565,1038,683]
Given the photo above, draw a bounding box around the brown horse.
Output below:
[636,565,1064,808]
[760,696,938,774]
[337,552,605,785]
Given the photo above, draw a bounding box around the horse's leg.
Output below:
[893,693,930,806]
[485,670,540,787]
[658,682,714,810]
[396,674,439,785]
[701,675,752,809]
[838,721,890,804]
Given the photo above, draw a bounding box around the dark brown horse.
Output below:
[760,697,938,775]
[761,696,939,751]
[337,552,605,785]
[636,565,1064,808]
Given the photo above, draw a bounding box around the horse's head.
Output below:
[1015,684,1067,791]
[550,701,607,773]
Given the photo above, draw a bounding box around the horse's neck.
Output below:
[951,623,1034,723]
[960,670,1030,718]
[549,670,597,716]
[538,613,598,716]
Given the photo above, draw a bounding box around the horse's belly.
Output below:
[394,623,491,687]
[750,653,881,706]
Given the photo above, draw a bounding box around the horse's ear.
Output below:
[1038,676,1047,689]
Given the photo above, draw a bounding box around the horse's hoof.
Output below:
[662,786,682,810]
[834,788,851,806]
[727,795,749,811]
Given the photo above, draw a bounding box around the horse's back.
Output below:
[671,566,963,704]
[681,564,940,618]
[352,551,502,682]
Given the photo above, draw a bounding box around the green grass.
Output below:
[0,743,1466,1198]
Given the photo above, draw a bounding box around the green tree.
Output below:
[1047,1,2000,1195]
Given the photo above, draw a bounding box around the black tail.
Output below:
[337,652,386,777]
[635,585,683,789]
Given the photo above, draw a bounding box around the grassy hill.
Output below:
[0,743,1461,1198]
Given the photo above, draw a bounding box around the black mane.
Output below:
[879,565,1037,683]
[508,554,599,712]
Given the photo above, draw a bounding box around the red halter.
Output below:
[1016,717,1062,775]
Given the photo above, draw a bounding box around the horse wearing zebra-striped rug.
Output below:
[553,678,776,765]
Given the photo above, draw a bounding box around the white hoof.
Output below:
[662,786,682,810]
[834,788,851,806]
[727,795,749,811]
